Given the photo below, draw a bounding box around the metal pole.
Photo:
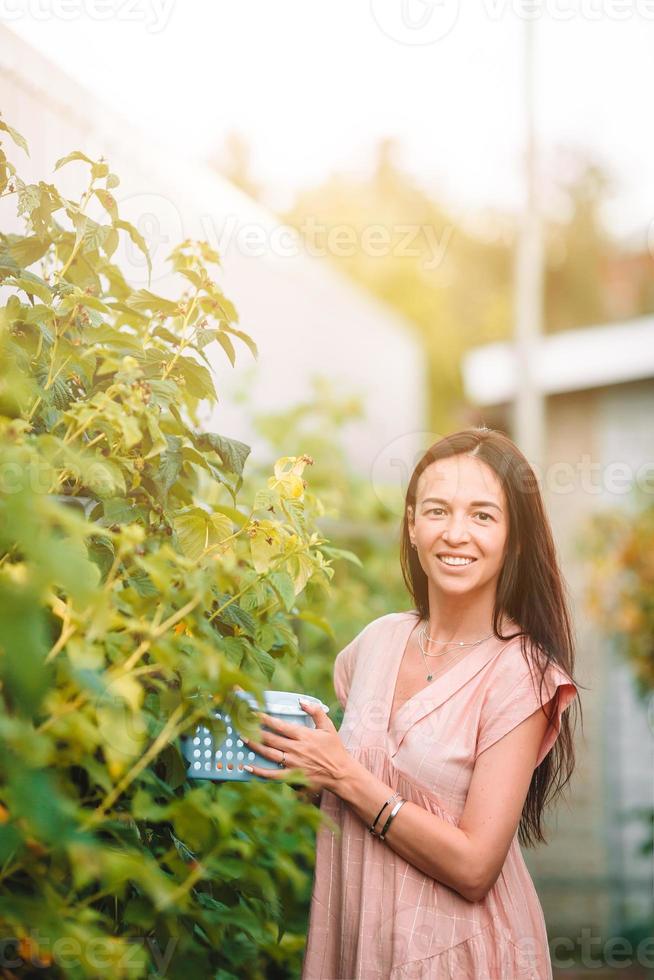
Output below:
[512,12,546,475]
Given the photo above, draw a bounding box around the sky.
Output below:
[8,1,654,241]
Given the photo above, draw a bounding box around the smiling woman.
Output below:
[253,429,577,980]
[253,427,581,979]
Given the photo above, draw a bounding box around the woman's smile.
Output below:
[436,555,477,572]
[436,554,477,568]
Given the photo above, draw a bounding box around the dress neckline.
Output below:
[385,611,519,741]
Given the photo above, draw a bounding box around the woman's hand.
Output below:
[241,699,352,793]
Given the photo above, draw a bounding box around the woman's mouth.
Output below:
[437,554,477,568]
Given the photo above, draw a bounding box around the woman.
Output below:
[243,428,581,978]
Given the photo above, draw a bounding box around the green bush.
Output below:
[0,119,342,978]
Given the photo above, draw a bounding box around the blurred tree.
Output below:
[285,138,511,434]
[208,129,263,201]
[543,152,613,333]
[284,140,653,433]
[581,486,654,921]
[583,490,654,698]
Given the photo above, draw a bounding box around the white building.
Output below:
[0,24,426,477]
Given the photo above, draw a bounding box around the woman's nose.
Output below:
[442,519,470,543]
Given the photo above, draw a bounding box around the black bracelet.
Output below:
[368,791,400,836]
[378,797,407,840]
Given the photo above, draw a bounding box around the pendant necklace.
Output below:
[417,623,495,682]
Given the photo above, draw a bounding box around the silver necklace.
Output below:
[419,623,495,650]
[417,625,494,682]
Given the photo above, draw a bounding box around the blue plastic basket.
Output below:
[181,690,329,782]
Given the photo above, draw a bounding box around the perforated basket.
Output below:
[181,690,329,782]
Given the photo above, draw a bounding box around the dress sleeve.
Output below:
[475,641,578,769]
[333,632,360,710]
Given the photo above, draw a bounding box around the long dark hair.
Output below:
[400,426,583,847]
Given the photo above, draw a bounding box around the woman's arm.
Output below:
[332,703,552,903]
[292,785,323,806]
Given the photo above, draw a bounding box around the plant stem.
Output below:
[161,292,200,381]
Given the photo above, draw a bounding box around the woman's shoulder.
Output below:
[358,608,419,638]
[490,626,574,688]
[338,610,417,662]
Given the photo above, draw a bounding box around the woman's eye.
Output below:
[424,508,493,521]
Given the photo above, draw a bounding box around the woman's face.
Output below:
[408,454,509,598]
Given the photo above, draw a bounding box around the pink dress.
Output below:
[302,610,579,979]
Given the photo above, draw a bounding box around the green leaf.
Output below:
[195,432,251,476]
[0,120,29,155]
[217,599,256,636]
[176,356,215,401]
[172,508,209,560]
[156,435,183,497]
[126,567,158,597]
[253,488,278,512]
[114,219,152,284]
[321,545,363,567]
[81,215,108,253]
[212,504,249,527]
[129,289,178,316]
[16,182,41,218]
[54,149,93,171]
[198,242,221,265]
[104,225,119,258]
[93,188,118,221]
[250,646,276,680]
[7,272,52,304]
[101,498,139,525]
[0,585,50,714]
[159,744,188,790]
[87,534,115,578]
[295,611,334,637]
[269,570,295,612]
[195,327,219,349]
[9,235,50,267]
[223,325,258,359]
[216,331,236,366]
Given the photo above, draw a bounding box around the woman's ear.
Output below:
[407,506,416,549]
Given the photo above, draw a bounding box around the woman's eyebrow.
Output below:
[421,496,503,513]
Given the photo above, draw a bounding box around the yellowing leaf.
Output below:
[249,523,282,573]
[173,509,208,561]
[287,553,315,594]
